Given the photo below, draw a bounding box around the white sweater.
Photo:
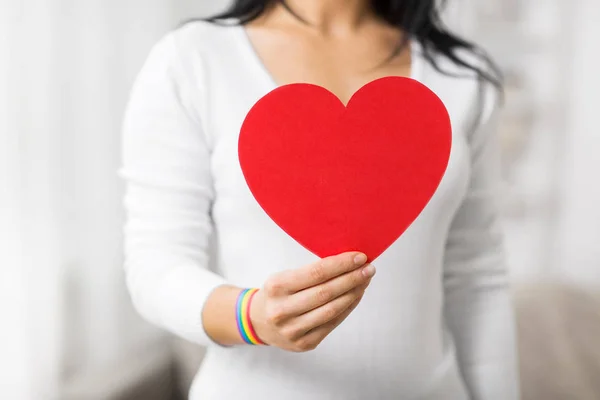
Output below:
[121,21,520,400]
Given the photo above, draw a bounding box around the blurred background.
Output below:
[1,0,599,399]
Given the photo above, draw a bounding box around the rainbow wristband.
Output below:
[236,288,265,345]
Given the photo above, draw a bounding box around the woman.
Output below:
[121,0,520,399]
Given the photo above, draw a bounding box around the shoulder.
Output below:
[419,44,501,134]
[140,19,240,76]
[132,19,242,102]
[167,19,241,64]
[128,20,243,145]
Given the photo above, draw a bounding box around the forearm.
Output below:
[444,267,520,399]
[202,284,248,346]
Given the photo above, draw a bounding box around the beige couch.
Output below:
[515,281,600,400]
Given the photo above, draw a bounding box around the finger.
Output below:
[284,263,375,315]
[286,283,368,339]
[293,294,363,351]
[275,252,367,294]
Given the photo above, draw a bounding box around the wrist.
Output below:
[236,288,267,346]
[202,284,247,346]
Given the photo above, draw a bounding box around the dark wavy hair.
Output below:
[198,0,502,90]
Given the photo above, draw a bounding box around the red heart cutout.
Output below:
[239,76,451,262]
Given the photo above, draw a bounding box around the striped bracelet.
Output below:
[235,288,265,345]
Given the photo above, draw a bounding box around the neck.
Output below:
[281,0,374,33]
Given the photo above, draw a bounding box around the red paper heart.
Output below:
[239,76,451,262]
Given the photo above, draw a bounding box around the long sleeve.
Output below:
[442,84,521,399]
[120,33,227,346]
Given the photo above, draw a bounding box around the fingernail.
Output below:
[362,264,376,278]
[354,253,367,266]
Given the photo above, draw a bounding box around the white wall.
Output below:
[553,0,600,288]
[2,2,68,397]
[1,3,33,392]
[1,1,228,399]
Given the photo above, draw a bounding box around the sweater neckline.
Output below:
[232,23,424,93]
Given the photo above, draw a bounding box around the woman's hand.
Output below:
[250,252,375,352]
